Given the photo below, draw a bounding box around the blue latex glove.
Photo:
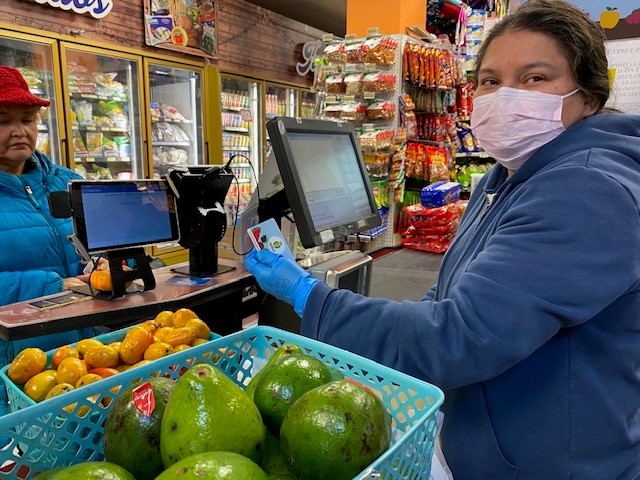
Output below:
[245,249,319,316]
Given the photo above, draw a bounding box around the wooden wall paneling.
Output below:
[0,0,325,86]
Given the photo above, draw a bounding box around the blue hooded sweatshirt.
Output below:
[0,151,95,416]
[301,113,640,480]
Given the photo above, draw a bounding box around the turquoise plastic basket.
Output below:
[0,326,444,480]
[0,324,220,413]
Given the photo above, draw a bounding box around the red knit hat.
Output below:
[0,67,51,107]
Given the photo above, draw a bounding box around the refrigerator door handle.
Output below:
[60,138,68,169]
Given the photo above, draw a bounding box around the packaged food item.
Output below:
[344,73,363,96]
[364,36,398,65]
[325,74,345,94]
[340,102,367,122]
[323,104,343,119]
[362,73,396,93]
[367,101,396,120]
[420,181,462,208]
[403,202,460,229]
[36,133,50,156]
[86,132,104,154]
[324,42,347,64]
[72,131,88,153]
[71,101,93,125]
[345,41,367,63]
[160,103,187,121]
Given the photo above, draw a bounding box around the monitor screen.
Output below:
[69,180,179,253]
[266,117,381,248]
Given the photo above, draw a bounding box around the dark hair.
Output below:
[474,0,610,112]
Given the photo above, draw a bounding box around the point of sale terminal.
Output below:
[243,116,379,333]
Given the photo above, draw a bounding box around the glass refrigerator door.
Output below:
[63,46,144,180]
[0,34,62,164]
[147,63,204,179]
[265,84,298,119]
[220,75,262,226]
[300,90,318,118]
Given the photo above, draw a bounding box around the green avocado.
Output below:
[280,379,392,480]
[260,431,296,478]
[155,451,268,479]
[103,376,176,480]
[160,364,266,468]
[245,343,302,401]
[45,461,135,480]
[253,353,332,436]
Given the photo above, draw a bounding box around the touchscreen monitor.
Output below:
[69,180,179,253]
[266,117,381,248]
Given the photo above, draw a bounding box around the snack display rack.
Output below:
[315,34,461,251]
[0,326,444,479]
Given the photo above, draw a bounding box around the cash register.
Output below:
[243,116,380,332]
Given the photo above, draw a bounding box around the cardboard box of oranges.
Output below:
[0,308,219,413]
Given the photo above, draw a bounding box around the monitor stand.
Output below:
[72,247,156,300]
[171,240,235,278]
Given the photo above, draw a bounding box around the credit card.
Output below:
[247,218,295,261]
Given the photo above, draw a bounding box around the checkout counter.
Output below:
[0,259,255,341]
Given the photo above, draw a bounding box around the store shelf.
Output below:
[154,141,191,147]
[150,117,192,124]
[223,126,249,133]
[74,154,131,163]
[455,152,491,158]
[72,125,129,132]
[223,147,250,152]
[222,105,245,111]
[69,92,128,102]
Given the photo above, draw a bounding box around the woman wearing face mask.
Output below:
[245,1,640,478]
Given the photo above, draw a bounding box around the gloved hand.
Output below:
[245,249,319,316]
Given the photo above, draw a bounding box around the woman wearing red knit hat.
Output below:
[0,67,97,417]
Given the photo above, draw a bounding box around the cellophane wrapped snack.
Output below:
[401,202,466,253]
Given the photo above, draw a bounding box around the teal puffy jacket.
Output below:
[0,151,95,416]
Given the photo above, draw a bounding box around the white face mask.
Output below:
[470,87,579,170]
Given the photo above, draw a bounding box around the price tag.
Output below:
[367,27,380,37]
[364,92,375,100]
[322,34,334,42]
[133,382,156,416]
[319,229,334,244]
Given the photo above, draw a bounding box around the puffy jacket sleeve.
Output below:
[0,270,63,306]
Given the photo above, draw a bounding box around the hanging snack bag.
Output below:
[344,73,364,96]
[345,40,367,64]
[367,101,396,120]
[326,74,346,94]
[324,41,347,64]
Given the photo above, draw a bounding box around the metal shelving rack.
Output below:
[316,33,457,251]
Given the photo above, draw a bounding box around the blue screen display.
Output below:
[79,182,176,251]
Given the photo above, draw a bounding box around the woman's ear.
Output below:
[583,93,600,117]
